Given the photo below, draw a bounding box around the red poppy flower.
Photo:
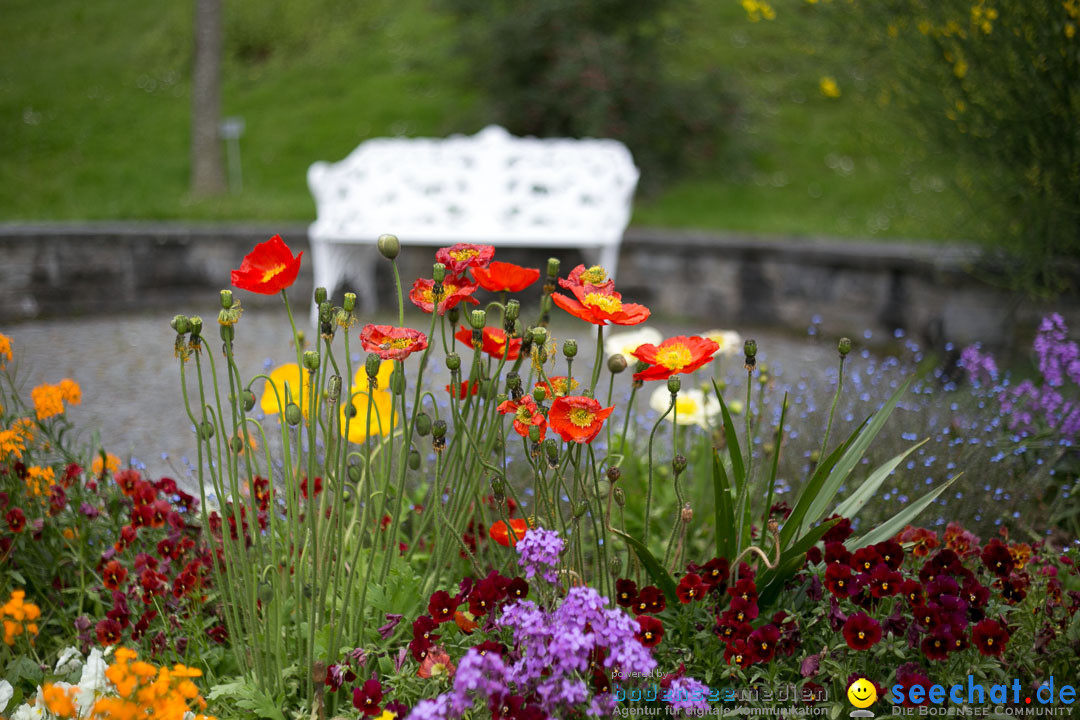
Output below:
[436,243,495,275]
[455,325,522,360]
[102,560,128,590]
[548,395,614,444]
[231,235,303,295]
[615,578,638,608]
[842,612,882,650]
[454,610,479,634]
[497,396,546,442]
[635,615,664,647]
[972,618,1009,656]
[533,376,579,401]
[418,647,456,679]
[360,324,429,361]
[724,639,754,668]
[409,276,480,315]
[446,380,481,399]
[96,618,122,646]
[552,286,650,326]
[559,264,615,293]
[631,336,720,382]
[5,507,25,533]
[676,573,706,603]
[352,678,384,716]
[471,261,540,293]
[749,624,781,662]
[489,518,529,547]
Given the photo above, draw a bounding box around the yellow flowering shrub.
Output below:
[0,332,12,367]
[26,465,57,497]
[31,379,81,421]
[2,589,42,646]
[91,452,121,477]
[0,418,34,460]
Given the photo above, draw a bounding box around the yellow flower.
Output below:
[0,427,27,460]
[953,57,968,79]
[260,363,315,417]
[0,333,11,367]
[819,76,841,98]
[42,684,77,718]
[92,452,121,476]
[59,378,82,405]
[31,383,66,420]
[26,465,55,496]
[741,0,775,22]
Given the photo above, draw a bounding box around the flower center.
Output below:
[987,638,993,645]
[580,266,608,284]
[674,397,700,415]
[515,406,534,423]
[387,337,414,350]
[568,408,596,428]
[584,293,622,314]
[858,632,865,639]
[656,343,693,371]
[644,632,653,640]
[450,249,478,263]
[260,263,287,283]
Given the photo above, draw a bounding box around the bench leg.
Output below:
[310,240,346,325]
[356,247,378,314]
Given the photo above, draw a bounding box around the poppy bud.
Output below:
[220,290,234,309]
[231,436,245,453]
[328,375,342,403]
[581,388,594,399]
[242,390,256,412]
[606,466,621,483]
[744,339,757,372]
[610,556,622,574]
[415,411,432,437]
[432,262,446,283]
[635,359,649,374]
[377,233,400,260]
[408,449,421,470]
[390,368,405,395]
[348,463,362,483]
[319,301,332,324]
[345,403,358,418]
[495,392,508,407]
[171,315,190,334]
[838,337,852,357]
[681,504,693,523]
[546,257,560,279]
[532,327,548,346]
[608,354,627,373]
[528,425,542,443]
[667,376,681,394]
[505,372,522,393]
[491,477,506,502]
[563,339,578,358]
[505,299,520,321]
[285,403,302,426]
[574,501,588,519]
[432,419,447,439]
[343,293,356,312]
[366,354,381,379]
[480,379,493,399]
[512,319,524,338]
[219,323,234,342]
[469,309,486,330]
[198,422,215,440]
[448,306,460,326]
[532,386,546,403]
[189,316,203,339]
[613,487,626,507]
[303,351,320,372]
[314,287,327,305]
[544,438,559,467]
[672,454,688,476]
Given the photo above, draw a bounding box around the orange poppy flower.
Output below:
[435,243,495,275]
[454,610,479,634]
[446,380,481,399]
[360,325,428,361]
[559,264,615,293]
[631,335,720,381]
[533,376,579,401]
[409,276,480,315]
[497,396,546,441]
[552,284,650,326]
[489,518,529,547]
[417,646,456,679]
[470,261,541,293]
[548,395,614,444]
[230,235,303,294]
[454,325,521,360]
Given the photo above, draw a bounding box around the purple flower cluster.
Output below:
[665,676,712,716]
[958,343,998,386]
[516,527,563,583]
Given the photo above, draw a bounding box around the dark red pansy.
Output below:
[428,590,459,624]
[635,615,664,647]
[615,578,638,608]
[676,573,706,604]
[972,618,1009,656]
[842,612,882,651]
[352,678,384,716]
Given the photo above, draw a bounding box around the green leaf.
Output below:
[712,380,744,488]
[832,438,928,520]
[762,393,789,528]
[612,529,678,604]
[848,473,962,549]
[209,681,286,720]
[802,375,914,534]
[780,422,865,548]
[756,518,839,607]
[712,450,735,562]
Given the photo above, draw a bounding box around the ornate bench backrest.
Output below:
[308,125,639,243]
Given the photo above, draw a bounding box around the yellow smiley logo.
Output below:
[847,678,877,709]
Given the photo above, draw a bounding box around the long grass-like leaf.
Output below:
[612,529,679,604]
[848,473,962,549]
[712,450,736,562]
[712,380,745,488]
[832,439,928,520]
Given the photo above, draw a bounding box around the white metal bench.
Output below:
[306,125,639,319]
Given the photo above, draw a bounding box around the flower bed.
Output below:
[1,235,1078,719]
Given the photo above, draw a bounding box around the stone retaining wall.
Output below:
[1,223,1075,352]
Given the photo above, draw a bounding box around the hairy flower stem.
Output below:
[644,397,675,545]
[589,324,604,393]
[819,354,846,460]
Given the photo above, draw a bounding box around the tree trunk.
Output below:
[191,0,226,195]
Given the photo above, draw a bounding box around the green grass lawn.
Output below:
[0,0,988,243]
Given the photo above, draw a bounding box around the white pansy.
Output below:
[702,329,743,358]
[11,702,43,720]
[649,385,719,428]
[54,646,83,675]
[76,647,110,713]
[605,327,663,359]
[0,680,13,713]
